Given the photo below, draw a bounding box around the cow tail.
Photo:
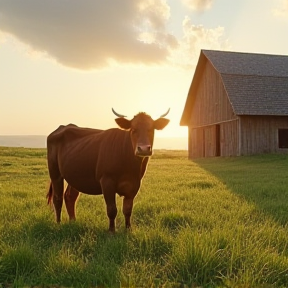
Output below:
[46,181,53,205]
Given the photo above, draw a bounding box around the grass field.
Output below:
[1,147,288,287]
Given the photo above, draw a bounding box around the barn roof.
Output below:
[180,50,288,126]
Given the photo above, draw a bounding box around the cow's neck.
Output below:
[136,156,150,179]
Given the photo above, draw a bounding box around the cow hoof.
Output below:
[108,228,116,234]
[125,226,132,232]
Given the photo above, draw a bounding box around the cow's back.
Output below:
[47,125,136,195]
[47,124,104,194]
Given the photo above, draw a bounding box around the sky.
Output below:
[1,0,288,140]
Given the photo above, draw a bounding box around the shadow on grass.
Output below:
[194,154,288,226]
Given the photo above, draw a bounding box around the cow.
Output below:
[46,109,170,232]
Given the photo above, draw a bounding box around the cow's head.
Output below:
[112,108,170,157]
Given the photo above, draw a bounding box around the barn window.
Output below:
[278,129,288,148]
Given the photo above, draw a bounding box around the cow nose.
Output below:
[137,145,152,156]
[137,145,151,153]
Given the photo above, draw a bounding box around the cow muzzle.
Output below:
[136,145,152,157]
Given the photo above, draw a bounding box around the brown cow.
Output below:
[46,109,170,232]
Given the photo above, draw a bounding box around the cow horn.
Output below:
[112,108,127,118]
[160,108,170,118]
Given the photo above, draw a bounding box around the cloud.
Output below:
[273,0,288,18]
[168,16,230,69]
[181,0,213,11]
[0,0,229,70]
[0,0,177,69]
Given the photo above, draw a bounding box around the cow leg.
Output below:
[64,185,80,221]
[104,195,117,232]
[123,197,134,229]
[100,176,117,232]
[51,178,64,223]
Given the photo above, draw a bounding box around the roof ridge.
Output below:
[202,49,288,58]
[203,50,288,77]
[220,73,288,79]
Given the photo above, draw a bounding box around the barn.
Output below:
[180,50,288,158]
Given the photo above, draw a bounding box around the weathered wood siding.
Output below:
[189,127,204,158]
[188,60,238,158]
[240,116,288,155]
[220,119,239,156]
[189,60,237,127]
[189,119,239,158]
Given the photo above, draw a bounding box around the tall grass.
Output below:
[1,147,288,287]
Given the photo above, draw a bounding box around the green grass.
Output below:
[1,147,288,287]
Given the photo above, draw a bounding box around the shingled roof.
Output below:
[180,50,288,126]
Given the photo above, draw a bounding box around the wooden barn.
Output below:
[180,50,288,158]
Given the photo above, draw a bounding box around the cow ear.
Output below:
[154,118,170,130]
[115,118,131,130]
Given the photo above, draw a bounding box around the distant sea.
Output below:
[0,135,188,150]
